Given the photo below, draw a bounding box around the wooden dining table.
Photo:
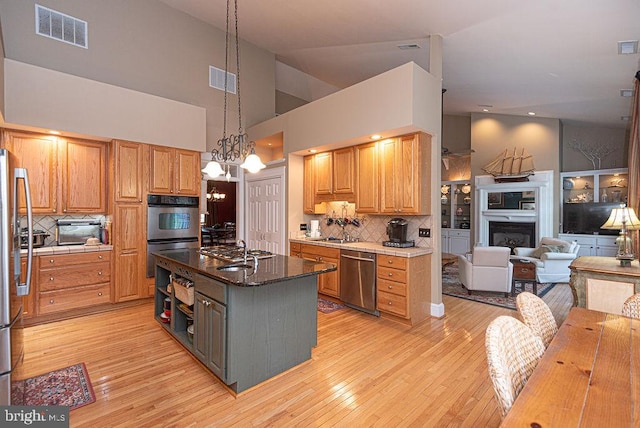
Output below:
[500,307,639,427]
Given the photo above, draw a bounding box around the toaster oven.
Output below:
[56,220,101,245]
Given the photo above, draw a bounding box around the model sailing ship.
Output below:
[483,148,535,182]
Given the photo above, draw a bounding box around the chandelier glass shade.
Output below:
[202,0,265,179]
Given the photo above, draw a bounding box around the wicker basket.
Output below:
[173,278,194,306]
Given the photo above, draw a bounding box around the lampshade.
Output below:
[601,205,640,230]
[201,160,225,178]
[240,149,266,173]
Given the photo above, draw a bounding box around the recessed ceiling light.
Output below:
[308,149,317,153]
[482,108,490,112]
[618,40,638,55]
[621,89,634,97]
[397,43,420,50]
[48,130,61,135]
[528,112,536,116]
[371,134,382,140]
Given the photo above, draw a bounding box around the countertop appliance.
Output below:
[0,148,34,405]
[200,245,275,263]
[340,249,378,316]
[20,228,49,249]
[383,217,414,248]
[56,220,101,246]
[146,194,200,277]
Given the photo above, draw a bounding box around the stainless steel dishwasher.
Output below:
[340,249,378,316]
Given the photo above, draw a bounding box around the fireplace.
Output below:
[489,221,536,253]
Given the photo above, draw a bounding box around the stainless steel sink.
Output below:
[217,263,254,271]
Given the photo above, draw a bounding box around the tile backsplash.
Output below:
[19,214,107,247]
[303,201,433,247]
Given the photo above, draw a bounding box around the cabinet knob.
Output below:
[49,259,55,264]
[98,271,102,276]
[63,209,67,213]
[49,276,54,281]
[387,301,393,306]
[388,273,393,277]
[98,255,103,260]
[98,292,103,296]
[49,299,54,304]
[53,209,56,212]
[387,285,393,289]
[388,260,393,264]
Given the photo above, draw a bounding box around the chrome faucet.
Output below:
[238,239,248,264]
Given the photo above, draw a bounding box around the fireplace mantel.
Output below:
[474,170,554,247]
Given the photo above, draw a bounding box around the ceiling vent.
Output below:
[618,40,638,55]
[209,66,236,94]
[35,4,87,48]
[397,43,421,50]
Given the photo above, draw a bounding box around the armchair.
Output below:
[458,246,513,296]
[513,237,579,284]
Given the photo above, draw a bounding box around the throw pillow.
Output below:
[531,245,562,258]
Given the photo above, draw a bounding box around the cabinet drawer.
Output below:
[377,266,407,283]
[377,255,407,270]
[513,263,535,280]
[39,262,111,291]
[301,244,339,259]
[377,278,407,296]
[377,290,408,318]
[290,242,301,252]
[40,251,111,267]
[39,283,111,314]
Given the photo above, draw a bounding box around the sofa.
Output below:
[513,237,580,284]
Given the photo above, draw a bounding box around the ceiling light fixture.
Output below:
[618,40,639,55]
[202,0,265,180]
[371,134,382,140]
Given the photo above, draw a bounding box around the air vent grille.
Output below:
[209,66,236,94]
[35,4,87,48]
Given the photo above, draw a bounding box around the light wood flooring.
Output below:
[23,283,573,427]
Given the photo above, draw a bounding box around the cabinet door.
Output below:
[332,147,355,195]
[378,138,398,214]
[395,134,421,214]
[194,292,226,379]
[174,149,200,195]
[449,234,470,255]
[21,258,36,318]
[113,204,144,301]
[355,142,379,213]
[303,155,316,214]
[314,152,333,196]
[318,255,340,297]
[3,131,58,214]
[114,140,143,203]
[149,145,174,194]
[61,139,108,213]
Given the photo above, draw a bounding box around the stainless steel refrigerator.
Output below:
[0,148,33,405]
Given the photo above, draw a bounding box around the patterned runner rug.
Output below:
[12,363,96,410]
[317,297,346,314]
[442,264,556,310]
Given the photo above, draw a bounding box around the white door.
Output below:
[245,167,285,254]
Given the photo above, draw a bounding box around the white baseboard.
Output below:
[431,302,445,318]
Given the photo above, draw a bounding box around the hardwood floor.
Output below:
[23,283,573,427]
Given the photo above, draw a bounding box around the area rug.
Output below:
[442,264,556,310]
[318,297,345,314]
[12,363,96,410]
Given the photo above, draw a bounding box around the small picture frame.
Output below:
[488,192,503,206]
[519,201,535,210]
[522,190,535,199]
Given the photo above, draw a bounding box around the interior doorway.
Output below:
[205,180,237,228]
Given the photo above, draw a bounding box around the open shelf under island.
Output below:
[153,248,336,394]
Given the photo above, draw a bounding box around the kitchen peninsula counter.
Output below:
[153,248,336,394]
[289,238,432,257]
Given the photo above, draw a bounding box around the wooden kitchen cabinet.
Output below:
[376,253,430,324]
[20,257,35,319]
[113,140,143,203]
[355,141,379,213]
[38,252,111,314]
[2,131,108,214]
[306,147,356,204]
[112,204,146,301]
[290,241,302,257]
[149,145,200,195]
[379,133,431,215]
[301,243,340,297]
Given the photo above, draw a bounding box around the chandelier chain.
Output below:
[234,0,243,134]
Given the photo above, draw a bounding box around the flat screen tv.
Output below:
[562,202,620,235]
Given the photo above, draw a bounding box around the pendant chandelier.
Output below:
[202,0,265,180]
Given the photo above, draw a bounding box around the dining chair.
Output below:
[622,293,640,319]
[485,315,546,418]
[516,292,558,348]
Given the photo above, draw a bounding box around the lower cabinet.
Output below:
[20,257,35,319]
[300,244,340,297]
[559,233,618,257]
[38,252,111,314]
[193,274,227,380]
[442,229,471,255]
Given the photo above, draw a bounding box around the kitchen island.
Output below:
[153,248,336,394]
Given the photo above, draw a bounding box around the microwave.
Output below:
[56,220,101,245]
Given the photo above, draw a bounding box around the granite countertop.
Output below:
[289,238,432,258]
[21,244,114,256]
[153,248,336,287]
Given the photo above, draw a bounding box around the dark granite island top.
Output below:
[153,248,336,286]
[152,248,336,394]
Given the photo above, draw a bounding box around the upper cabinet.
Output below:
[114,140,143,203]
[355,142,379,213]
[304,147,356,213]
[378,133,431,215]
[149,145,200,196]
[3,130,107,214]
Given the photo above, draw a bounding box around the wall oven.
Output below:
[146,194,200,277]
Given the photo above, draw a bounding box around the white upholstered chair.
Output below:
[513,237,580,283]
[458,246,513,296]
[485,316,546,417]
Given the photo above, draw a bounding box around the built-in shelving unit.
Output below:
[441,180,471,255]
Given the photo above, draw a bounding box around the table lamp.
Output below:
[601,204,640,266]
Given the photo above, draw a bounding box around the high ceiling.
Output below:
[160,0,640,129]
